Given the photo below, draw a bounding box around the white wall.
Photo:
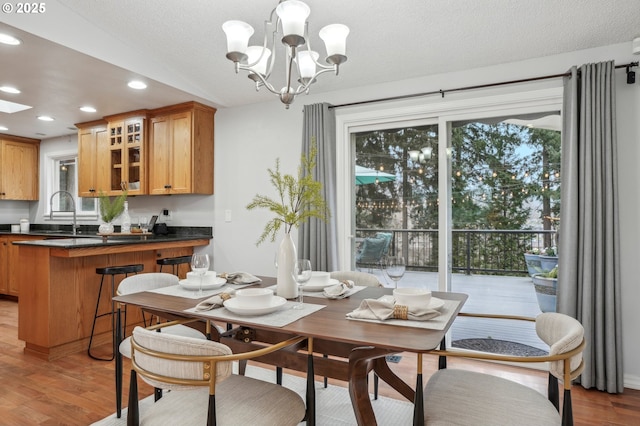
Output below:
[214,41,640,388]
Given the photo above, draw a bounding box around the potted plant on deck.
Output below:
[532,265,557,313]
[246,143,329,299]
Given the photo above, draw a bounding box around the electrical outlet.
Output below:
[162,208,172,222]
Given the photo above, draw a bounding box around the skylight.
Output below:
[0,99,32,114]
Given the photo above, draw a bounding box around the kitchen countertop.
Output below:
[9,232,212,249]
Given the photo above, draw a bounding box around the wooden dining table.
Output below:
[112,277,467,426]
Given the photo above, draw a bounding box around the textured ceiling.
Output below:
[1,0,639,139]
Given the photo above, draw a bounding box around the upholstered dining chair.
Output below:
[116,273,208,418]
[127,320,310,425]
[423,312,585,426]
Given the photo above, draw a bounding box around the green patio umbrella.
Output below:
[355,165,396,185]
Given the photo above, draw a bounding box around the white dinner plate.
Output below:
[302,278,340,292]
[178,277,226,291]
[379,295,445,310]
[224,296,287,316]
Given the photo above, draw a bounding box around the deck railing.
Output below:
[355,228,557,276]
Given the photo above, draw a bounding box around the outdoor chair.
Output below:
[126,320,311,425]
[355,232,392,271]
[424,312,585,426]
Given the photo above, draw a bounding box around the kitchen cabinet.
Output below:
[0,235,45,296]
[0,136,40,200]
[105,111,148,196]
[77,120,110,197]
[148,102,216,195]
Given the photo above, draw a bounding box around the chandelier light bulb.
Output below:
[295,50,319,80]
[420,146,433,159]
[276,0,310,46]
[222,20,254,60]
[319,24,349,64]
[246,46,271,76]
[408,150,420,161]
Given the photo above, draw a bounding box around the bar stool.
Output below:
[156,255,192,277]
[88,263,144,361]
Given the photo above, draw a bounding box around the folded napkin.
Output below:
[346,297,440,321]
[195,289,236,311]
[322,280,354,299]
[219,272,262,284]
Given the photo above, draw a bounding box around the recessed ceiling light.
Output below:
[80,106,97,113]
[128,80,147,90]
[0,126,8,131]
[0,86,20,94]
[37,115,55,122]
[0,33,21,45]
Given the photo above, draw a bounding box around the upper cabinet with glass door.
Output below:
[105,111,148,196]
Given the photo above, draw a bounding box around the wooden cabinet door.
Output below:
[107,117,145,195]
[0,140,38,200]
[78,125,109,197]
[168,111,193,194]
[148,115,172,195]
[149,111,193,194]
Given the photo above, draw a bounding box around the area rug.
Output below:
[92,364,414,425]
[452,338,548,356]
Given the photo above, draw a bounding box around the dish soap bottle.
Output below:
[121,201,131,233]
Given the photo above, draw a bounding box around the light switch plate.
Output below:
[224,209,232,222]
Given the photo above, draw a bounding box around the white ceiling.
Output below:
[1,0,639,140]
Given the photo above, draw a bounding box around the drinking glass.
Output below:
[384,256,406,289]
[139,216,149,233]
[190,253,210,296]
[292,259,312,309]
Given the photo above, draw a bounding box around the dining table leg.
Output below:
[114,304,123,418]
[349,346,413,426]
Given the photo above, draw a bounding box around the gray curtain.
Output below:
[558,61,623,393]
[298,103,339,271]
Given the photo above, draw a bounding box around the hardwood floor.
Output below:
[1,297,638,425]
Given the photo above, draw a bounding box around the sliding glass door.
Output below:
[337,88,563,355]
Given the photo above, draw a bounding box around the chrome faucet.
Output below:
[49,190,77,235]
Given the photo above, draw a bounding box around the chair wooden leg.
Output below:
[323,354,328,388]
[373,373,379,399]
[306,352,316,426]
[127,370,139,426]
[562,388,573,426]
[548,373,559,410]
[207,394,216,426]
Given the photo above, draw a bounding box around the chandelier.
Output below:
[222,0,349,108]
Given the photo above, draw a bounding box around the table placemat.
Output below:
[183,301,326,328]
[346,299,461,330]
[148,283,254,299]
[266,284,367,299]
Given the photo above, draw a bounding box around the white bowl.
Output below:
[186,270,217,283]
[234,288,274,308]
[393,288,432,308]
[307,271,330,287]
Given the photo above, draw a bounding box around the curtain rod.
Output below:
[329,61,639,109]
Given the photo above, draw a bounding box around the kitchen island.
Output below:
[13,233,211,360]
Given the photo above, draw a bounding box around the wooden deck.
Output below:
[366,269,547,351]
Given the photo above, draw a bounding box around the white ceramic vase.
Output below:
[98,222,114,234]
[276,232,298,299]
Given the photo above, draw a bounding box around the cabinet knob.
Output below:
[164,185,172,189]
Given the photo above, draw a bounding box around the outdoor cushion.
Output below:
[356,237,387,263]
[375,232,393,256]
